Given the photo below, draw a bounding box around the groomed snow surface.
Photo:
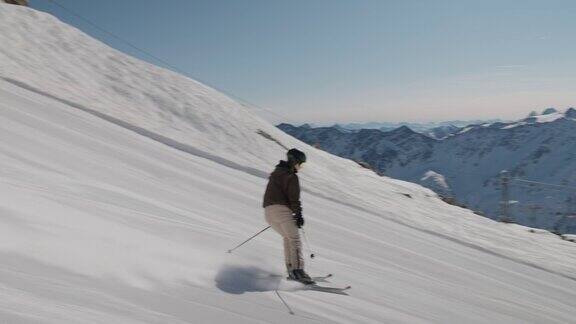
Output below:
[1,4,576,323]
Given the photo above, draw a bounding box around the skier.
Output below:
[263,148,315,285]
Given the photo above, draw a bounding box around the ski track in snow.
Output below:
[6,76,575,285]
[2,69,576,324]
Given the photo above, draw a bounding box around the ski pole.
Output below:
[301,228,315,259]
[227,226,271,253]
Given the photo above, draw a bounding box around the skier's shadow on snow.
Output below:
[215,265,283,294]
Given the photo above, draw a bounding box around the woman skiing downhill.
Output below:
[263,148,315,285]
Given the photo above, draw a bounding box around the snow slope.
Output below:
[1,4,576,323]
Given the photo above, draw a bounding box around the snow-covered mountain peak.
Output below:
[565,107,576,119]
[542,107,559,115]
[502,108,574,129]
[385,125,415,135]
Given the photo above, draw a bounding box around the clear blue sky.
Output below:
[30,0,576,124]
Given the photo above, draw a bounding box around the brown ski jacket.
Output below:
[262,160,302,214]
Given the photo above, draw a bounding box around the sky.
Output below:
[29,0,576,124]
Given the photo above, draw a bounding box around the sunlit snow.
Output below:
[1,4,576,323]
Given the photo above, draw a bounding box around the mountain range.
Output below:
[334,119,500,133]
[279,108,576,233]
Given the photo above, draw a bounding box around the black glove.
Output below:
[293,212,304,228]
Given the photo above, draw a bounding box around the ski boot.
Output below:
[288,269,316,285]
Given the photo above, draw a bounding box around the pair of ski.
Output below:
[272,273,351,295]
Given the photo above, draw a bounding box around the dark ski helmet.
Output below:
[287,148,306,165]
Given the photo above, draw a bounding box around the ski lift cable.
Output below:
[511,183,570,193]
[42,0,296,124]
[448,170,576,192]
[511,178,576,191]
[44,0,182,74]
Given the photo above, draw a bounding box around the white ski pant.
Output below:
[264,204,304,271]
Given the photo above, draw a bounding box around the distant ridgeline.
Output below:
[279,108,576,234]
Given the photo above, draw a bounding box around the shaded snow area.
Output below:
[1,5,576,323]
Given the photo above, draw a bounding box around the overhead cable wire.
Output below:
[44,0,181,73]
[512,178,576,191]
[42,0,295,124]
[512,184,568,194]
